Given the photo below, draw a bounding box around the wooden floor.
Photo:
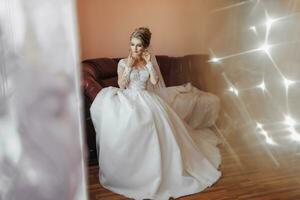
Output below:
[87,129,300,200]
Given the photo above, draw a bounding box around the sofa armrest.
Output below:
[81,63,103,101]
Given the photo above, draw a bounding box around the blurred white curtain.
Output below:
[0,0,87,199]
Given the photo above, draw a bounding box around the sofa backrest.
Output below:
[82,54,209,94]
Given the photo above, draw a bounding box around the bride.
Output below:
[90,27,222,200]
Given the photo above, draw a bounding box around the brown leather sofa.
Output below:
[81,54,209,165]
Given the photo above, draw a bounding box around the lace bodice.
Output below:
[118,59,151,91]
[128,67,149,90]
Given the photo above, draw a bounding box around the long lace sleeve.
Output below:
[117,59,132,89]
[146,62,159,85]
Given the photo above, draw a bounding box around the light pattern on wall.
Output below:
[206,0,300,166]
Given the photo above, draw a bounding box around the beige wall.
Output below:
[76,0,229,59]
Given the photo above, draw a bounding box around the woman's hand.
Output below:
[127,51,136,68]
[142,51,151,63]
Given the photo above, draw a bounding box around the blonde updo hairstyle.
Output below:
[130,27,152,48]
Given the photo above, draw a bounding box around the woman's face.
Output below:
[130,37,145,58]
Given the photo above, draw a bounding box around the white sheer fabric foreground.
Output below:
[90,59,222,200]
[0,0,87,199]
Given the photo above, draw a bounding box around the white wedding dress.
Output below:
[90,59,222,200]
